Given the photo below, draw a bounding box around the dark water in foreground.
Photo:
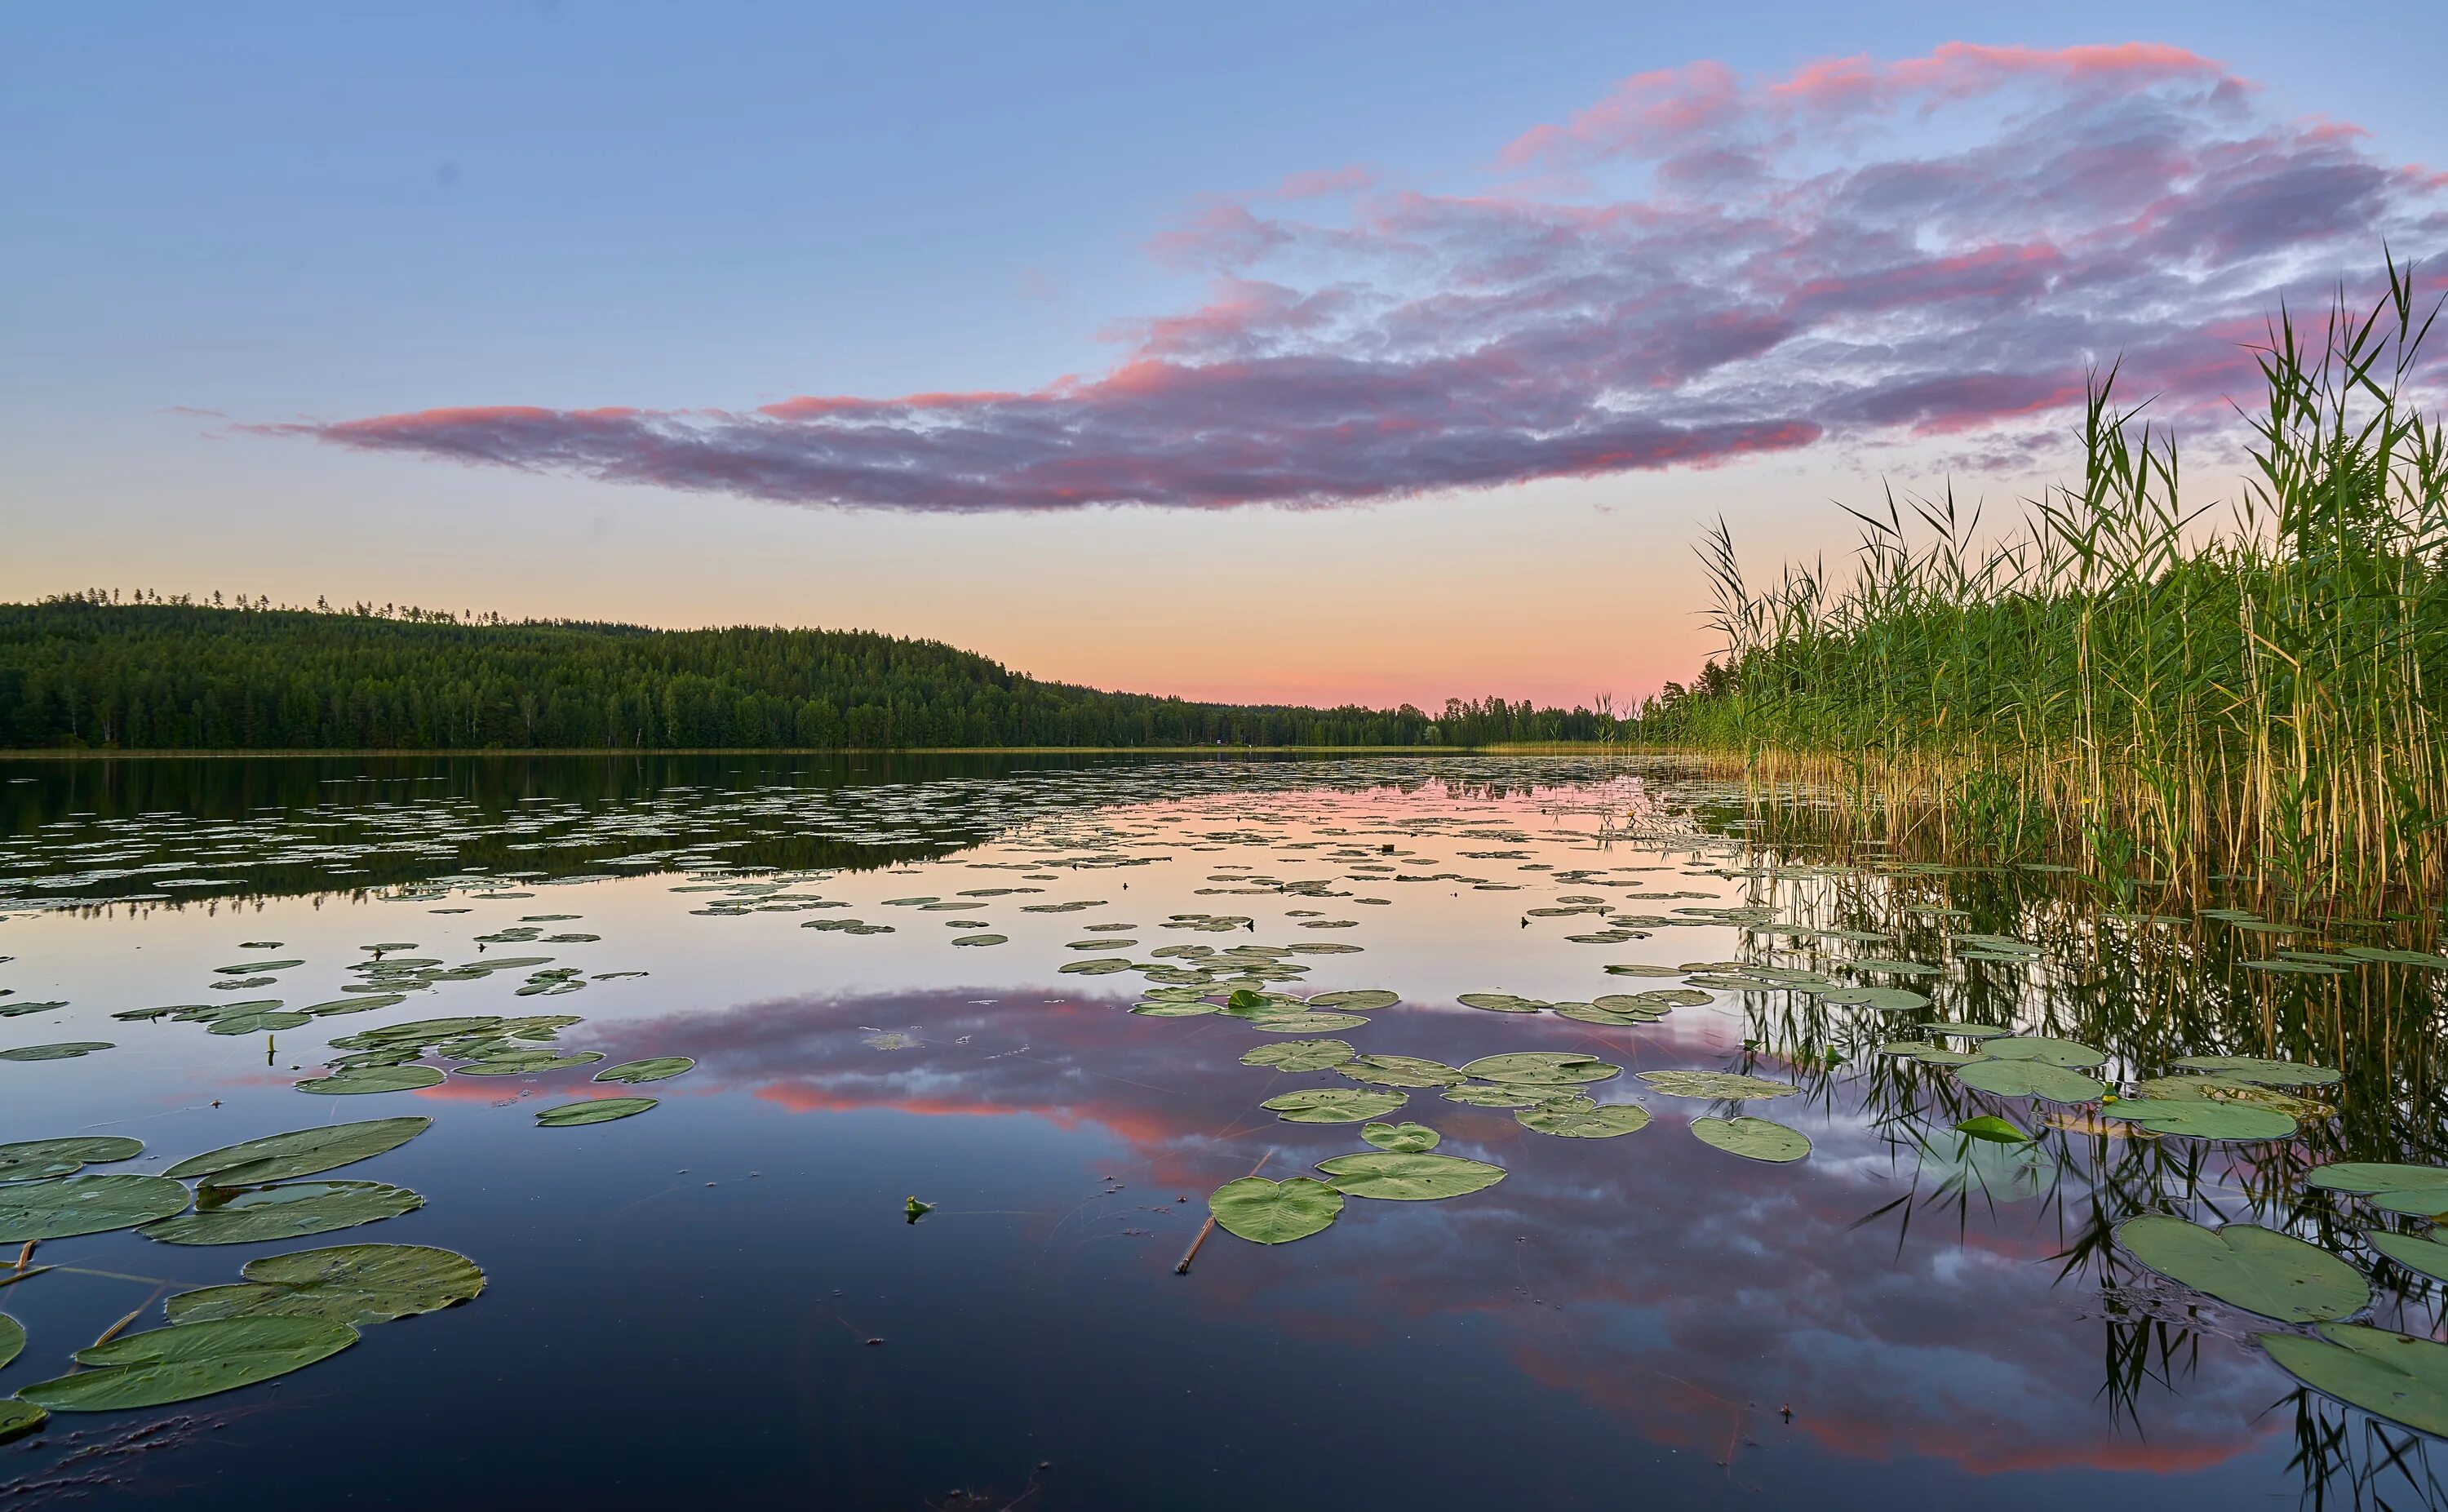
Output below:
[0,752,2444,1509]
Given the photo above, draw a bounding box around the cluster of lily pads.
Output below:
[0,1118,481,1443]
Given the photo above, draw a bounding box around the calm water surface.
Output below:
[0,753,2442,1508]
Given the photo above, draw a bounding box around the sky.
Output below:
[6,2,2445,710]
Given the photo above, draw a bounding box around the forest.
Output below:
[0,596,1626,751]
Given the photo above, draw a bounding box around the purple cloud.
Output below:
[266,43,2446,512]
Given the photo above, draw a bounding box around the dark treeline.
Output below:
[0,596,1629,751]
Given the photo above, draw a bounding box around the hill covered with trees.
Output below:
[0,595,1627,752]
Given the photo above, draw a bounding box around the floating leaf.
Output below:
[453,1050,605,1077]
[1360,1121,1441,1152]
[1923,1022,2011,1040]
[1518,1103,1651,1138]
[2365,1230,2448,1284]
[168,1117,431,1186]
[2167,1054,2341,1088]
[1877,1040,1983,1066]
[2260,1324,2448,1437]
[1208,1177,1342,1244]
[1818,987,1931,1010]
[0,1399,38,1446]
[1058,959,1134,975]
[1463,1053,1620,1086]
[1315,1151,1506,1200]
[951,934,1008,947]
[2116,1214,2369,1322]
[1440,1084,1562,1109]
[1337,1054,1466,1089]
[206,1012,312,1035]
[16,1315,357,1411]
[1980,1036,2108,1069]
[1240,1040,1355,1073]
[1636,1071,1798,1100]
[0,1174,189,1240]
[1455,993,1545,1014]
[1953,1059,2107,1102]
[0,1135,144,1182]
[1244,1011,1369,1033]
[0,1311,20,1368]
[297,1065,445,1095]
[139,1181,423,1245]
[1954,1115,2033,1144]
[0,1042,113,1062]
[1306,990,1398,1011]
[1260,1089,1407,1124]
[2306,1164,2448,1217]
[1691,1115,1811,1163]
[166,1243,486,1327]
[535,1097,656,1126]
[2097,1098,2297,1141]
[593,1057,694,1084]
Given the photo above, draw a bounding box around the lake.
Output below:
[0,752,2441,1508]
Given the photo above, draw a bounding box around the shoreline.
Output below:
[0,742,1665,761]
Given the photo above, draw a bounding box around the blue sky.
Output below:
[7,2,2443,706]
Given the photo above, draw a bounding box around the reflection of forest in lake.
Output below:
[0,754,2443,1507]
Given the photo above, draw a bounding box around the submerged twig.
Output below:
[1175,1147,1271,1275]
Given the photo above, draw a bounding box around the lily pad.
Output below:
[453,1050,605,1077]
[297,1065,446,1095]
[593,1057,694,1084]
[1463,1053,1620,1086]
[1244,1012,1370,1034]
[0,1174,189,1240]
[2365,1230,2448,1284]
[0,1312,20,1368]
[2116,1214,2369,1322]
[2261,1324,2448,1437]
[1360,1121,1442,1152]
[1691,1115,1812,1163]
[1980,1036,2108,1069]
[166,1243,486,1327]
[1315,1151,1507,1200]
[951,934,1008,947]
[207,1012,313,1035]
[2306,1164,2448,1217]
[1456,993,1545,1014]
[0,1135,144,1182]
[16,1316,358,1411]
[535,1097,657,1126]
[1260,1089,1408,1124]
[139,1181,424,1245]
[168,1117,432,1186]
[1877,1041,1984,1066]
[0,1399,40,1445]
[1337,1054,1467,1089]
[0,1042,113,1061]
[1208,1177,1342,1244]
[1518,1103,1652,1138]
[1954,1115,2033,1144]
[1306,990,1399,1011]
[1441,1084,1563,1109]
[1953,1059,2108,1102]
[1636,1071,1798,1100]
[2168,1054,2341,1088]
[1240,1040,1356,1073]
[2097,1098,2297,1141]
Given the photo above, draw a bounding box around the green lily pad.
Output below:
[1058,958,1135,975]
[297,1065,446,1095]
[1240,1040,1355,1073]
[1954,1115,2033,1144]
[166,1243,486,1327]
[1306,990,1398,1011]
[1260,1089,1408,1124]
[1980,1036,2108,1069]
[2116,1214,2369,1321]
[168,1117,432,1186]
[0,1135,144,1182]
[1455,993,1545,1013]
[1315,1151,1507,1200]
[1337,1054,1466,1089]
[535,1097,657,1126]
[139,1181,423,1245]
[1208,1177,1342,1244]
[1463,1053,1620,1086]
[1953,1059,2108,1102]
[950,934,1008,947]
[206,1012,313,1035]
[1817,987,1931,1010]
[0,1042,113,1061]
[1130,1001,1217,1017]
[1518,1103,1651,1137]
[16,1316,357,1411]
[1923,1022,2011,1040]
[2261,1324,2448,1437]
[0,1174,189,1240]
[2306,1164,2448,1217]
[1691,1115,1812,1163]
[0,1311,20,1368]
[2097,1098,2298,1140]
[1877,1040,1985,1066]
[453,1050,605,1076]
[2167,1054,2341,1088]
[593,1057,694,1084]
[1360,1121,1442,1152]
[1636,1071,1798,1100]
[2365,1230,2448,1284]
[0,1399,40,1444]
[1440,1084,1564,1109]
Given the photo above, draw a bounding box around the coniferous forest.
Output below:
[0,596,1628,751]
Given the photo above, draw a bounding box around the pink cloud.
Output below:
[266,42,2445,513]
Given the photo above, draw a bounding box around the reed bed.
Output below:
[1647,259,2448,914]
